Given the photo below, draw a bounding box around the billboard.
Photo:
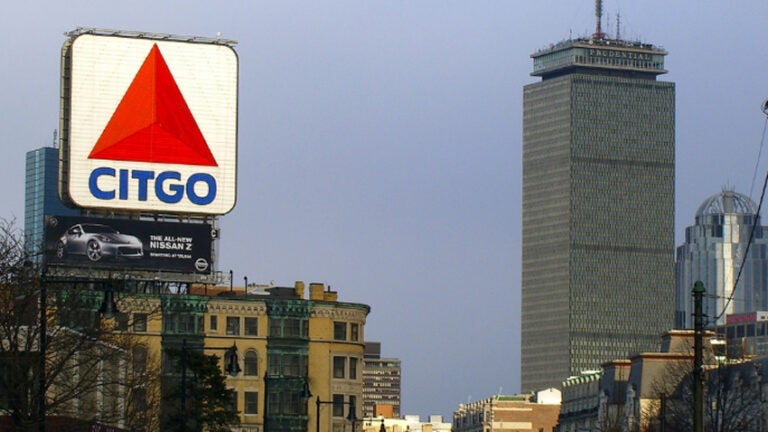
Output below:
[60,30,238,215]
[44,215,214,274]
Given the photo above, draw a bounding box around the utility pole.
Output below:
[181,339,187,432]
[693,281,705,432]
[38,275,46,432]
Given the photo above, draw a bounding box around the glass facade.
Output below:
[675,191,768,328]
[24,147,77,262]
[521,39,675,392]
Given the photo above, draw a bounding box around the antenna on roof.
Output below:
[593,0,605,40]
[616,12,621,40]
[52,130,58,149]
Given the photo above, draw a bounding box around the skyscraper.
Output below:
[24,146,77,262]
[521,14,675,391]
[675,190,768,329]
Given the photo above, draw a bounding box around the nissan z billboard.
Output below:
[44,215,213,274]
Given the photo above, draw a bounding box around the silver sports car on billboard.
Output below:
[56,223,144,262]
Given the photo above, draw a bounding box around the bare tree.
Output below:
[645,357,764,432]
[0,219,162,431]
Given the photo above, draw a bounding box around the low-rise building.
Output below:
[362,341,401,418]
[117,280,370,432]
[557,330,724,432]
[717,311,768,358]
[453,391,560,432]
[558,371,601,432]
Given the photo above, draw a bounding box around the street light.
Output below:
[316,396,358,432]
[98,283,119,319]
[38,269,47,432]
[35,271,118,432]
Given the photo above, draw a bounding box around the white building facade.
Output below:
[675,190,768,328]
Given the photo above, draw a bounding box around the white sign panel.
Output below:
[63,33,238,214]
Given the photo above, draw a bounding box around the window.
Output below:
[244,351,258,376]
[267,391,305,415]
[334,322,347,340]
[133,387,147,412]
[268,393,279,414]
[349,395,357,417]
[245,392,258,414]
[333,356,346,379]
[350,323,359,341]
[226,317,240,335]
[284,355,300,376]
[210,315,218,332]
[133,313,147,332]
[245,317,258,336]
[115,313,129,331]
[270,318,281,336]
[269,317,307,337]
[228,390,237,413]
[178,315,195,333]
[132,345,147,375]
[281,392,301,414]
[332,394,344,417]
[268,353,306,376]
[349,357,358,380]
[284,318,300,336]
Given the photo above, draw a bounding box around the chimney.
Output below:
[323,285,338,302]
[309,283,325,301]
[294,281,305,299]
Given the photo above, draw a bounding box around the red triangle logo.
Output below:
[88,44,218,166]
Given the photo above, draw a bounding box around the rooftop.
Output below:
[531,36,668,79]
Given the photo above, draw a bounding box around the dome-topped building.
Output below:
[675,189,768,328]
[696,190,758,219]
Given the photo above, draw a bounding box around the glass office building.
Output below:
[675,190,768,329]
[24,146,77,262]
[521,37,675,392]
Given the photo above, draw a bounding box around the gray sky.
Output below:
[3,0,768,420]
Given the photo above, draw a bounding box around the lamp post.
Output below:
[38,270,46,432]
[35,272,118,432]
[98,282,119,319]
[693,281,705,432]
[316,396,358,432]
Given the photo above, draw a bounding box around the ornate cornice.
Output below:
[119,296,161,314]
[267,300,311,317]
[161,296,208,314]
[310,305,368,324]
[207,300,267,315]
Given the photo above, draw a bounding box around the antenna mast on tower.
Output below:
[593,0,605,40]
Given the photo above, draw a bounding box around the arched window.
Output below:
[244,351,258,376]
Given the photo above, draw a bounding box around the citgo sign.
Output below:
[60,31,238,215]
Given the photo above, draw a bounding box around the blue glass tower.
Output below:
[24,146,77,262]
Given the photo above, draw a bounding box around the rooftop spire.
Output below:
[593,0,605,40]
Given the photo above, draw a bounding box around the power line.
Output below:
[716,105,768,322]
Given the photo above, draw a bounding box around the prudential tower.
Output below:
[521,2,675,392]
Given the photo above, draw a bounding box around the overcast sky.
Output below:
[3,0,768,420]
